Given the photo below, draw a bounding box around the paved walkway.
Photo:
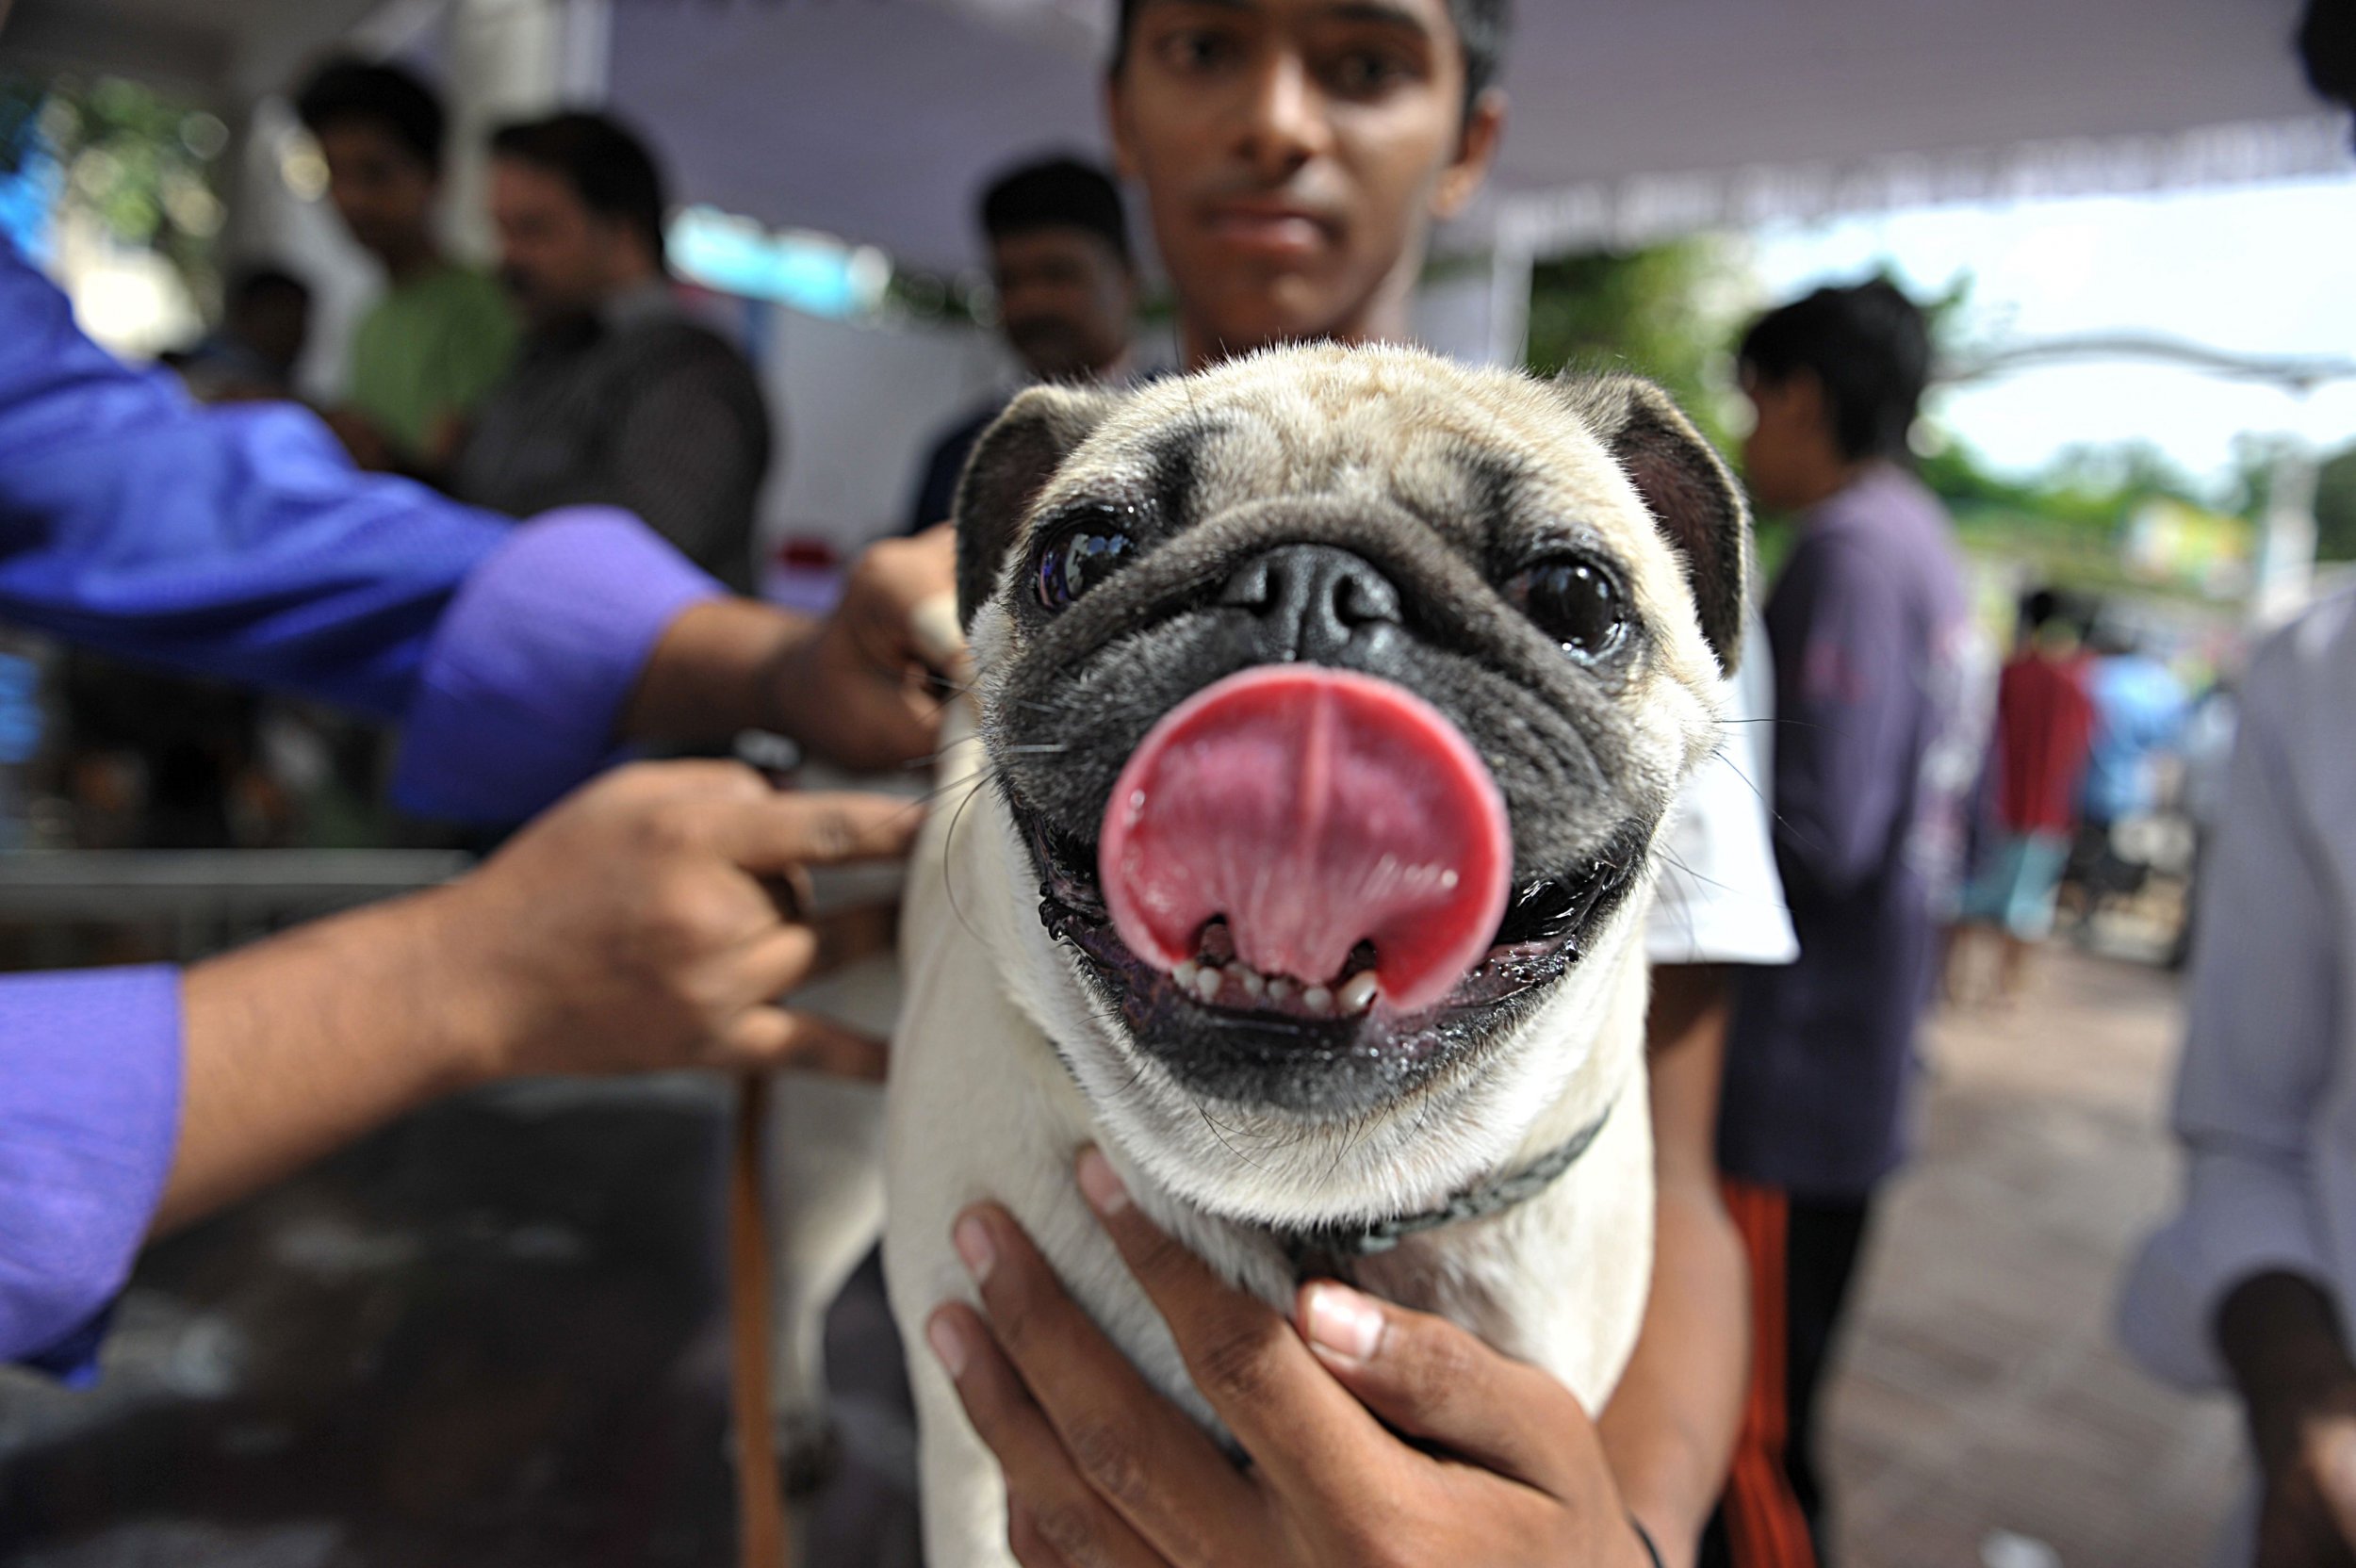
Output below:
[1824,945,2242,1568]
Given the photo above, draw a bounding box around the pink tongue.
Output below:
[1099,666,1513,1014]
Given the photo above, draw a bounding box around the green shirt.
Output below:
[346,262,517,464]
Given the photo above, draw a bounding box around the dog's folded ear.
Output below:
[1554,372,1749,676]
[952,384,1122,629]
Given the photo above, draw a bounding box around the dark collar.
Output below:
[1274,1097,1616,1279]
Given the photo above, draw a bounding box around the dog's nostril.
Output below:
[1219,559,1276,611]
[1334,573,1396,628]
[1221,544,1401,662]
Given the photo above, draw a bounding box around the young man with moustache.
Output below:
[454,112,772,590]
[920,4,1797,1564]
[906,157,1143,535]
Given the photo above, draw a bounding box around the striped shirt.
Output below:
[454,283,772,593]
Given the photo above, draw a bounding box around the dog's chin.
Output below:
[1015,803,1645,1123]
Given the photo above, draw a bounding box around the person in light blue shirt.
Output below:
[2078,624,2189,829]
[0,234,958,1378]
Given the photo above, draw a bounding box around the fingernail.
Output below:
[953,1214,997,1282]
[926,1309,971,1380]
[1303,1282,1385,1365]
[1075,1147,1129,1215]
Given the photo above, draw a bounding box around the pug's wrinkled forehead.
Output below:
[955,343,1746,683]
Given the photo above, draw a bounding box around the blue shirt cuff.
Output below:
[1,966,183,1377]
[390,508,723,823]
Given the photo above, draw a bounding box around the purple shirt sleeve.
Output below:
[388,507,724,823]
[0,967,182,1378]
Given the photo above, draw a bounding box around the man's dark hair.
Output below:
[2302,0,2356,122]
[2020,588,2061,634]
[1738,279,1933,465]
[226,264,310,310]
[294,58,446,172]
[1109,0,1512,115]
[490,111,670,267]
[981,156,1132,267]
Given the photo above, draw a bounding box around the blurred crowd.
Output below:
[4,4,2356,1568]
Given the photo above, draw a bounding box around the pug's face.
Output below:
[951,344,1746,1224]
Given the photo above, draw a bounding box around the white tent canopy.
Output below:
[603,0,2348,272]
[10,0,2349,274]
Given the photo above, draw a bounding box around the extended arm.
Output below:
[2,242,954,822]
[159,764,912,1230]
[1598,964,1748,1566]
[2,764,919,1368]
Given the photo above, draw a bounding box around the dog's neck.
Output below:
[1037,928,1652,1297]
[1268,1094,1619,1282]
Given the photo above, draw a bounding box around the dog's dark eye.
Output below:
[1034,512,1137,612]
[1511,555,1628,661]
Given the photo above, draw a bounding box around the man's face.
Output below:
[490,158,630,328]
[991,226,1136,382]
[1106,0,1500,361]
[234,291,311,374]
[1739,368,1827,514]
[316,121,437,262]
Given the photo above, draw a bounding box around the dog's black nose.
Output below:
[1219,544,1403,663]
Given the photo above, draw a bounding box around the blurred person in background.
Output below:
[1708,279,1971,1568]
[2119,23,2356,1563]
[2119,586,2356,1568]
[178,263,312,402]
[2065,614,2188,928]
[295,58,517,476]
[915,7,1805,1568]
[452,111,769,592]
[2167,672,2240,970]
[905,155,1141,533]
[1946,588,2097,1005]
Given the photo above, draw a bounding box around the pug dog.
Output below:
[882,342,1748,1567]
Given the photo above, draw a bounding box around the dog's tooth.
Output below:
[1301,985,1333,1016]
[1193,966,1224,1003]
[1173,960,1200,991]
[1440,869,1460,890]
[1267,976,1297,1004]
[1337,972,1379,1015]
[1236,968,1267,1000]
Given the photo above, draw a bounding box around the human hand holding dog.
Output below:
[419,760,916,1082]
[926,1148,1657,1568]
[624,526,963,770]
[162,761,917,1231]
[775,526,967,768]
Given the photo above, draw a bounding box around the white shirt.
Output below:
[1646,609,1800,969]
[2120,587,2356,1390]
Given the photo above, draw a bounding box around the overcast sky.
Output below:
[1747,174,2356,484]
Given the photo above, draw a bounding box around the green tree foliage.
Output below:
[1521,239,1743,449]
[0,72,227,304]
[2315,443,2356,564]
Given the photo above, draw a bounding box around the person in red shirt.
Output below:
[1950,588,2097,1002]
